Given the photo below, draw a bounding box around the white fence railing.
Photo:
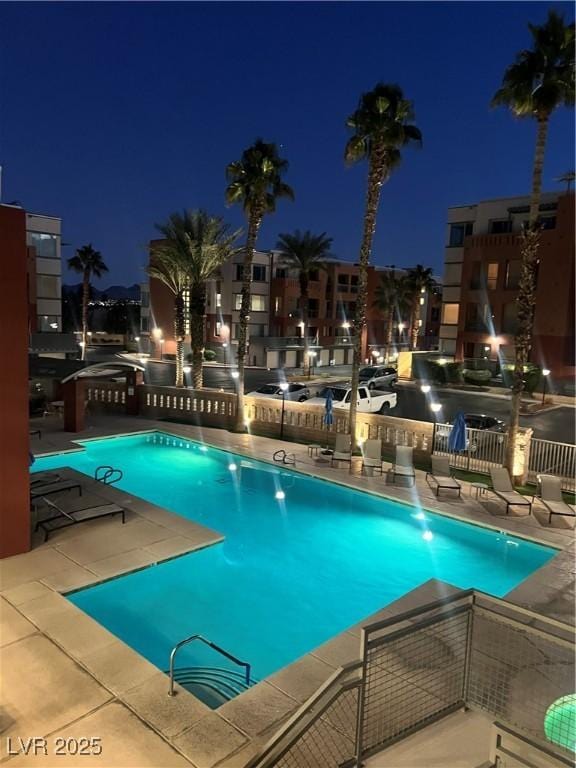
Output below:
[433,424,507,474]
[529,438,576,492]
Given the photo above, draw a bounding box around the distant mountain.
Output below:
[63,283,140,301]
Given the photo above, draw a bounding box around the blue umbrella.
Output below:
[448,411,467,452]
[323,387,334,426]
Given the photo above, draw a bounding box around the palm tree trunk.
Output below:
[235,209,262,430]
[349,142,386,450]
[505,116,548,477]
[410,299,420,351]
[174,293,185,388]
[300,274,309,373]
[81,270,89,361]
[190,286,206,390]
[385,306,394,363]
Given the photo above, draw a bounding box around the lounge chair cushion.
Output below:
[541,499,575,518]
[493,490,531,507]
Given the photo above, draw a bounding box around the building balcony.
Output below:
[466,233,520,249]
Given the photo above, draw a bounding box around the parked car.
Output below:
[247,382,311,402]
[305,384,397,414]
[358,365,398,389]
[436,413,506,453]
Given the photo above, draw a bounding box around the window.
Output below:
[141,316,149,332]
[308,298,319,318]
[275,267,287,278]
[358,388,368,399]
[252,265,266,282]
[501,302,518,334]
[309,270,320,282]
[470,262,482,289]
[337,274,349,290]
[141,292,149,308]
[27,232,58,259]
[38,315,60,332]
[505,261,521,290]
[215,322,221,336]
[465,303,488,332]
[486,263,498,290]
[539,216,556,230]
[441,303,459,325]
[448,222,473,247]
[235,264,244,281]
[234,294,266,311]
[36,275,60,298]
[249,323,266,337]
[350,275,359,293]
[489,220,512,234]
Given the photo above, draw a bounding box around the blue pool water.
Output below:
[33,431,555,701]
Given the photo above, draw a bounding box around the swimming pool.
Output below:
[33,431,556,706]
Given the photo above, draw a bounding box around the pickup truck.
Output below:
[305,384,397,414]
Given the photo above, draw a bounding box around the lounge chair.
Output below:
[361,439,384,475]
[35,495,126,541]
[489,468,532,515]
[31,472,62,487]
[30,478,83,502]
[392,446,416,486]
[426,456,462,497]
[537,475,575,524]
[331,434,352,467]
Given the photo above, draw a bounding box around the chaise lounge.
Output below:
[331,434,352,468]
[536,475,575,524]
[489,467,532,515]
[35,495,126,541]
[361,439,384,475]
[426,456,462,497]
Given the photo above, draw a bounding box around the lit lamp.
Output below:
[430,402,442,423]
[421,384,431,395]
[134,336,140,343]
[279,381,289,439]
[542,368,551,405]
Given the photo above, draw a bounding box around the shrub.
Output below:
[501,363,542,394]
[462,368,492,385]
[443,362,463,384]
[203,349,217,361]
[414,359,446,384]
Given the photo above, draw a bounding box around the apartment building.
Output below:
[439,192,575,378]
[145,242,441,368]
[26,212,63,333]
[144,248,272,363]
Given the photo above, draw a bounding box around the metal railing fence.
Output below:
[433,423,508,474]
[529,437,576,492]
[248,590,574,768]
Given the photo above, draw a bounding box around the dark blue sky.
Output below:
[1,1,574,286]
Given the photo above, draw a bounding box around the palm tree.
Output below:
[405,266,437,351]
[226,139,294,430]
[492,10,575,476]
[372,272,411,361]
[275,230,332,353]
[67,244,108,360]
[344,83,422,447]
[153,211,240,389]
[147,247,189,388]
[556,170,575,192]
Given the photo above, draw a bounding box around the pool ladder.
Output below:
[168,634,252,698]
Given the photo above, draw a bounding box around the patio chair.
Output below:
[426,456,462,497]
[30,472,62,487]
[30,478,83,503]
[392,446,416,486]
[537,475,575,524]
[35,495,126,541]
[489,468,532,515]
[361,439,384,475]
[331,434,352,467]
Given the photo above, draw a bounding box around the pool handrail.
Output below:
[168,634,251,696]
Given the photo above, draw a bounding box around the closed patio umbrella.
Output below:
[448,411,467,452]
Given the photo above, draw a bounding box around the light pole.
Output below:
[307,350,317,379]
[279,382,289,440]
[542,369,551,405]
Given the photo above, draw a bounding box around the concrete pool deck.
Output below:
[1,414,574,767]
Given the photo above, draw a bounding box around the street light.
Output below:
[279,382,289,439]
[421,384,431,394]
[542,369,551,405]
[430,402,442,424]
